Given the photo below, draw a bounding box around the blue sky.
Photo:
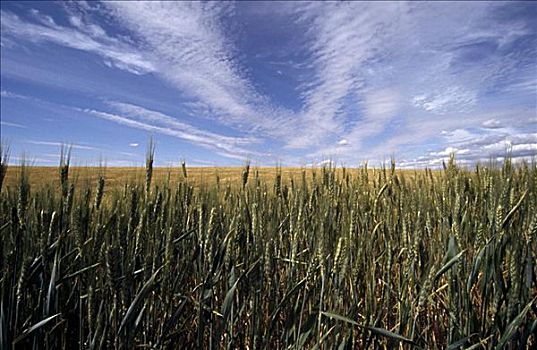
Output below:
[1,1,536,167]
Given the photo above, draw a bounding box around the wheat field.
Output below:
[1,147,536,349]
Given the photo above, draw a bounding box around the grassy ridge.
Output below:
[1,152,536,349]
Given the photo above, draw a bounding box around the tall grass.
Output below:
[0,142,10,192]
[1,149,535,349]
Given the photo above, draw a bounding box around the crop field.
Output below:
[1,149,536,349]
[1,166,424,192]
[1,166,321,191]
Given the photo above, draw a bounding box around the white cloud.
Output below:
[482,119,503,129]
[512,143,537,153]
[107,101,257,146]
[502,78,537,93]
[1,90,28,99]
[26,140,100,151]
[0,10,154,75]
[364,89,401,119]
[103,2,296,140]
[482,139,537,154]
[316,159,334,167]
[8,155,57,165]
[286,2,403,149]
[24,140,147,163]
[1,121,27,128]
[129,143,139,147]
[412,86,477,113]
[307,88,402,158]
[482,139,512,152]
[28,9,56,27]
[399,130,537,168]
[1,2,535,167]
[441,128,477,144]
[82,106,264,160]
[429,147,469,157]
[348,88,401,139]
[1,5,301,157]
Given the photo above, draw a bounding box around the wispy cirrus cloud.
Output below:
[0,10,154,75]
[9,155,58,165]
[1,120,27,128]
[412,86,477,113]
[26,140,100,151]
[23,141,143,163]
[399,125,537,168]
[1,90,29,99]
[482,119,503,129]
[82,103,265,160]
[1,2,535,167]
[1,3,302,145]
[101,2,302,145]
[107,101,256,146]
[286,1,536,163]
[285,2,488,151]
[285,2,404,149]
[400,142,537,169]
